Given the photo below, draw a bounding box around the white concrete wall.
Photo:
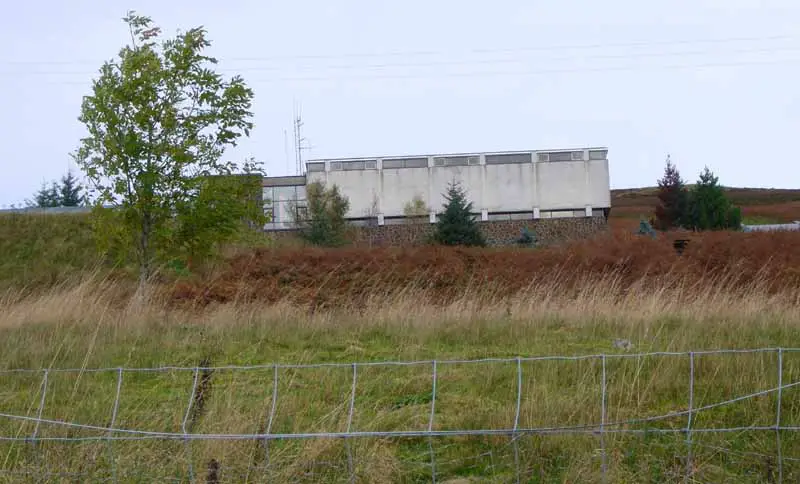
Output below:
[306,151,611,219]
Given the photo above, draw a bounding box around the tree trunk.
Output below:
[138,211,152,292]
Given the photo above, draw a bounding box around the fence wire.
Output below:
[0,347,798,482]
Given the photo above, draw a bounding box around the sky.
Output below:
[1,0,799,207]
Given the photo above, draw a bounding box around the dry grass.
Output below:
[1,266,800,482]
[170,231,800,309]
[3,191,800,480]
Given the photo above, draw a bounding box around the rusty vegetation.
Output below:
[171,231,800,308]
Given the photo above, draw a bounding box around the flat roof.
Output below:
[308,147,608,163]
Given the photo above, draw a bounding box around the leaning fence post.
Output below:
[428,360,438,483]
[182,368,200,482]
[684,352,695,483]
[600,355,607,483]
[106,368,123,483]
[776,348,784,483]
[513,357,522,484]
[346,363,358,483]
[31,369,48,444]
[263,364,279,478]
[31,369,49,481]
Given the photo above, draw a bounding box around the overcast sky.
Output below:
[1,0,799,207]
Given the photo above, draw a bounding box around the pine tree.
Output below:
[432,181,486,247]
[29,181,61,208]
[686,166,742,231]
[653,155,689,231]
[58,171,85,206]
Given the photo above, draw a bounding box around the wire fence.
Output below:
[1,347,799,482]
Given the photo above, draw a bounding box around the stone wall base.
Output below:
[267,216,608,247]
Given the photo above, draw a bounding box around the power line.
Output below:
[3,44,799,77]
[0,33,795,66]
[214,57,800,83]
[5,57,799,87]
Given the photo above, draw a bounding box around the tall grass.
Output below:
[1,267,799,482]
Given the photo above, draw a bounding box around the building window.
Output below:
[382,157,428,169]
[589,150,608,160]
[485,153,532,165]
[295,205,309,222]
[433,156,471,167]
[548,152,573,162]
[262,184,307,226]
[341,161,367,171]
[265,202,277,223]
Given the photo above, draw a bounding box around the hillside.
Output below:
[2,197,800,481]
[1,186,798,291]
[609,187,800,230]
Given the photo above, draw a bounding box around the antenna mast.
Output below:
[292,102,312,176]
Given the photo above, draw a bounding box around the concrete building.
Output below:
[262,147,611,245]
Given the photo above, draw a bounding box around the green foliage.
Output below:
[27,171,86,208]
[403,195,430,226]
[298,181,350,247]
[28,182,61,208]
[73,11,258,283]
[516,226,537,247]
[89,205,136,268]
[637,219,657,238]
[652,159,742,232]
[432,181,486,247]
[174,173,266,267]
[58,171,86,207]
[686,167,742,231]
[653,155,689,231]
[403,195,429,216]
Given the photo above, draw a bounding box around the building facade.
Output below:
[262,147,611,245]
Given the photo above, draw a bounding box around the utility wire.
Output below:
[3,44,800,77]
[3,57,799,86]
[0,33,795,66]
[135,58,800,82]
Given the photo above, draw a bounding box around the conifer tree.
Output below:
[653,155,689,230]
[432,181,486,247]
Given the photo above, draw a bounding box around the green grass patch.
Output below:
[0,286,799,482]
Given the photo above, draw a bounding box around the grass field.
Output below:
[2,190,800,482]
[1,274,800,482]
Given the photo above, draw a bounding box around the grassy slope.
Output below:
[2,192,800,481]
[0,213,101,291]
[1,279,800,482]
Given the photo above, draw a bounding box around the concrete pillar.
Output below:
[584,159,591,213]
[480,155,486,215]
[532,161,540,211]
[427,156,435,218]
